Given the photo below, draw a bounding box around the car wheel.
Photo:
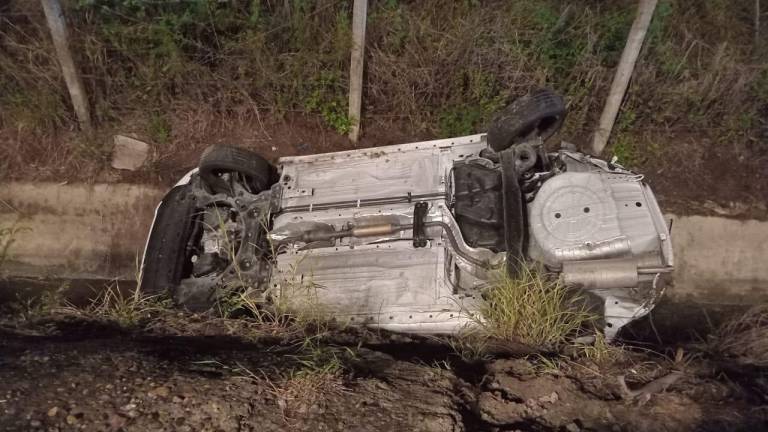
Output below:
[140,184,197,298]
[199,145,275,195]
[487,89,566,152]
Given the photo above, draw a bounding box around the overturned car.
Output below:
[140,90,673,339]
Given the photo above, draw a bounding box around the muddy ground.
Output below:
[0,310,766,432]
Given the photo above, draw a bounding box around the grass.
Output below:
[288,336,352,380]
[0,0,763,190]
[216,335,351,424]
[253,263,334,333]
[475,264,596,350]
[267,337,352,423]
[610,134,640,167]
[709,305,768,367]
[442,330,492,362]
[0,231,166,326]
[574,332,625,365]
[213,242,335,337]
[1,0,762,145]
[5,283,69,322]
[147,112,172,145]
[85,283,170,327]
[0,223,31,273]
[2,279,168,329]
[440,263,606,361]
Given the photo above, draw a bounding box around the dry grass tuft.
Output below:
[213,257,336,339]
[272,342,349,424]
[0,223,30,273]
[85,283,169,327]
[476,264,596,350]
[575,333,626,365]
[224,336,350,425]
[442,330,492,362]
[4,284,69,322]
[710,305,768,367]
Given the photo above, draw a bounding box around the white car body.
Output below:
[142,133,673,339]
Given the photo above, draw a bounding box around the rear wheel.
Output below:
[487,89,566,152]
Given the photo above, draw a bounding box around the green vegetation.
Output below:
[0,0,764,176]
[442,331,491,362]
[271,337,353,421]
[305,72,353,134]
[86,283,169,327]
[213,221,334,335]
[0,223,30,273]
[476,265,595,350]
[0,89,69,133]
[440,264,617,362]
[223,336,353,422]
[611,134,639,167]
[148,112,172,145]
[5,284,68,322]
[288,336,352,379]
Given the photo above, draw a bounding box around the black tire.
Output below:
[140,184,197,297]
[199,145,275,195]
[487,89,566,152]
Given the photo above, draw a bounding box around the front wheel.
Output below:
[199,145,276,195]
[139,184,198,298]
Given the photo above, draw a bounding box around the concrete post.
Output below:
[591,0,657,155]
[40,0,92,131]
[348,0,368,143]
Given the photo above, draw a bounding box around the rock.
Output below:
[66,415,77,425]
[108,413,127,430]
[149,386,170,398]
[111,135,150,170]
[29,419,41,427]
[565,422,581,432]
[487,358,536,379]
[47,407,58,417]
[540,391,559,404]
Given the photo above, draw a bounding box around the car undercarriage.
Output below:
[140,90,673,340]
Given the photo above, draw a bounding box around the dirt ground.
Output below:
[0,310,766,432]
